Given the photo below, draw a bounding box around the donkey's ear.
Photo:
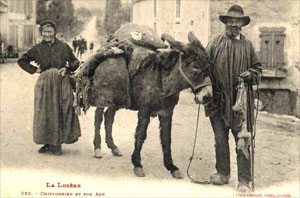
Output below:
[161,33,186,52]
[188,31,204,49]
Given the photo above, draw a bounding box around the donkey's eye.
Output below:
[191,64,201,71]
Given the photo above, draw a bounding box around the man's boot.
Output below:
[237,181,251,192]
[210,173,230,185]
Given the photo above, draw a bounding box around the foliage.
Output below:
[36,0,83,39]
[96,15,107,44]
[103,0,132,35]
[75,7,92,21]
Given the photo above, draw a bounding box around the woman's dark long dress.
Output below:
[18,38,81,146]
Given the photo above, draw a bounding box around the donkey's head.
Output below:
[161,32,211,95]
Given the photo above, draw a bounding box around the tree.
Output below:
[37,0,81,39]
[104,0,121,35]
[103,0,131,35]
[75,7,92,21]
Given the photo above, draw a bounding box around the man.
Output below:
[204,5,262,192]
[77,36,84,59]
[89,41,94,52]
[72,37,78,53]
[83,38,87,54]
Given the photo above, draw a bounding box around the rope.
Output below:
[186,79,259,189]
[186,104,211,184]
[177,53,208,93]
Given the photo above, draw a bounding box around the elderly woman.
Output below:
[18,20,81,155]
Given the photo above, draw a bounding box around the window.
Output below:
[28,0,32,14]
[24,0,28,14]
[24,25,34,47]
[20,0,24,14]
[9,0,15,12]
[16,0,20,13]
[175,0,181,18]
[24,0,32,14]
[153,22,157,32]
[9,25,18,48]
[153,0,157,18]
[259,27,286,69]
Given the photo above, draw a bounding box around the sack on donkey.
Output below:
[114,23,168,50]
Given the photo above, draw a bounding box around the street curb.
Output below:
[0,58,18,64]
[257,111,300,133]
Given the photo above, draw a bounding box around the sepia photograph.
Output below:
[0,0,299,197]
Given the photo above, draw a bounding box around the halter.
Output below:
[177,52,206,93]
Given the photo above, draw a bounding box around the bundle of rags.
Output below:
[74,24,168,114]
[74,39,134,114]
[114,23,168,78]
[114,23,167,50]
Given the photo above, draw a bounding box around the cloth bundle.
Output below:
[75,24,166,113]
[114,23,167,50]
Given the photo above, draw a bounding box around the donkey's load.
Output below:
[114,23,168,50]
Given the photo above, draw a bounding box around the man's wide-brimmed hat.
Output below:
[219,5,250,26]
[40,19,57,31]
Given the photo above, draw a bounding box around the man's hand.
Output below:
[194,85,213,104]
[110,47,124,54]
[240,71,252,81]
[59,67,67,77]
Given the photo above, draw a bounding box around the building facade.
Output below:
[132,0,211,46]
[209,0,300,117]
[132,0,300,117]
[0,0,8,44]
[0,0,37,53]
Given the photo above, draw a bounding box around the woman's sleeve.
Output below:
[17,47,38,74]
[65,44,80,72]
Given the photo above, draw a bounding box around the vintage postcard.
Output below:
[0,0,299,197]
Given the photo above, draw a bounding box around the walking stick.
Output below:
[247,82,256,192]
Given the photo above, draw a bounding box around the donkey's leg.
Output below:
[158,112,183,179]
[94,107,104,158]
[104,106,122,156]
[131,108,150,177]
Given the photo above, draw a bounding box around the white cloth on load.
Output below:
[114,23,167,50]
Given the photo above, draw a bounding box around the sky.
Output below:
[72,0,131,10]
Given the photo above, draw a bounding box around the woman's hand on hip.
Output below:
[36,68,41,74]
[59,68,67,77]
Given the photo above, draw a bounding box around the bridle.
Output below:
[177,52,205,93]
[177,52,211,184]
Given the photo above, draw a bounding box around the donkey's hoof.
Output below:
[112,148,123,157]
[94,148,102,158]
[171,170,183,179]
[134,167,145,177]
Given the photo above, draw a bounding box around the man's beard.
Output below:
[226,25,242,38]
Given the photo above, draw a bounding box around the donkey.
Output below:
[85,32,212,179]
